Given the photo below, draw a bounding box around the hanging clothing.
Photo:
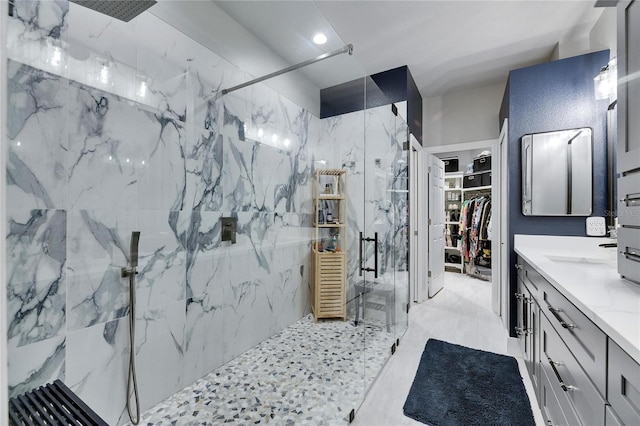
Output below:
[458,195,491,262]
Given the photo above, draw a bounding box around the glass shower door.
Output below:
[392,117,410,342]
[360,79,404,389]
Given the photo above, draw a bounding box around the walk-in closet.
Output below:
[438,149,493,281]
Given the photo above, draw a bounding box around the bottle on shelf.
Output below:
[324,201,333,223]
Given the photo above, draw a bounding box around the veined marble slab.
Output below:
[7,209,66,348]
[514,234,640,363]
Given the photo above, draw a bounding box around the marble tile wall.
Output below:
[5,1,318,423]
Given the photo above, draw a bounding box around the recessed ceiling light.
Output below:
[313,33,327,45]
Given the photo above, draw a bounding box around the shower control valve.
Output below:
[121,266,138,278]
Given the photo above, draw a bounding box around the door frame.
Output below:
[409,134,426,303]
[424,138,502,316]
[427,154,445,298]
[499,119,509,330]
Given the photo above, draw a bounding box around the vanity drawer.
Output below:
[540,360,581,426]
[618,226,640,284]
[607,339,640,425]
[618,172,640,227]
[542,281,607,396]
[516,257,541,296]
[541,314,606,426]
[523,260,545,296]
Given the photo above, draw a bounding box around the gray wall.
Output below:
[423,7,616,150]
[423,83,506,147]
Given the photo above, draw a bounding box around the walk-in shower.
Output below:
[4,1,410,424]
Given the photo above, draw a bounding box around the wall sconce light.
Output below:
[138,80,148,98]
[44,39,67,70]
[594,58,617,101]
[95,56,112,86]
[136,74,151,99]
[49,45,63,68]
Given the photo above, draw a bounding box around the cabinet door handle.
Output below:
[620,192,640,207]
[547,305,576,330]
[373,232,379,279]
[525,297,533,334]
[548,357,577,392]
[515,294,532,336]
[359,232,379,278]
[359,232,363,276]
[622,248,640,263]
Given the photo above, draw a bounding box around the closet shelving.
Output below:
[311,169,348,321]
[444,173,463,272]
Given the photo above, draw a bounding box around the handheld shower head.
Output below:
[130,231,140,268]
[123,230,141,424]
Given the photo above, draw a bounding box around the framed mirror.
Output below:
[522,127,593,216]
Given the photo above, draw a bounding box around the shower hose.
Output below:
[127,272,140,425]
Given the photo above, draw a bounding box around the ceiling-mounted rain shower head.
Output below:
[69,0,157,22]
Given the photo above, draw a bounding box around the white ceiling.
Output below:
[213,0,607,98]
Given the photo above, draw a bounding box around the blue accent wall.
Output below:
[503,50,611,336]
[321,66,423,144]
[406,68,423,145]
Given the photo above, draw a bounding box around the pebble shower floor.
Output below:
[131,313,394,425]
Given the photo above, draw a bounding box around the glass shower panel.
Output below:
[393,117,410,342]
[328,75,367,421]
[185,1,373,421]
[361,78,398,390]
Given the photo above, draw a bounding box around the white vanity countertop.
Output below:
[514,234,640,364]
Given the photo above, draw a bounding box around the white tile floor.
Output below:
[352,272,544,426]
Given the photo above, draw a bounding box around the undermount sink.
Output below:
[545,254,617,268]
